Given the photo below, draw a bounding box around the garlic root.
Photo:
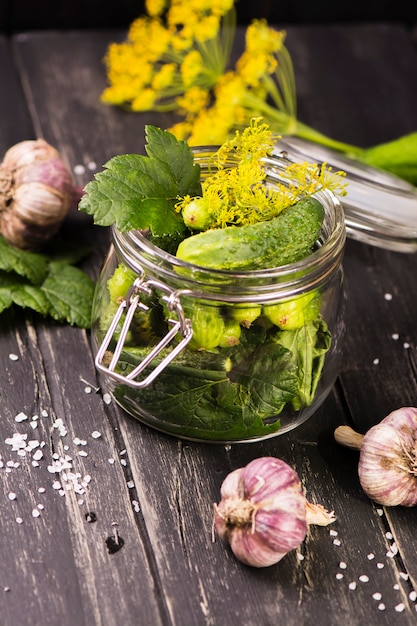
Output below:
[0,139,76,250]
[334,424,364,450]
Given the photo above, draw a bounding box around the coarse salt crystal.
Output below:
[91,431,101,439]
[348,582,356,590]
[391,333,399,340]
[403,342,410,349]
[329,529,338,537]
[103,393,112,405]
[78,451,88,457]
[399,572,409,580]
[333,539,341,546]
[41,410,48,417]
[376,508,383,516]
[384,293,392,301]
[376,563,384,569]
[87,161,97,170]
[367,553,375,560]
[32,509,40,518]
[9,353,19,361]
[297,553,305,561]
[15,517,23,524]
[108,458,115,464]
[37,504,44,510]
[393,584,400,590]
[73,164,86,175]
[15,412,28,423]
[339,562,347,570]
[38,487,45,493]
[127,480,135,489]
[52,480,62,490]
[120,459,127,467]
[84,386,92,394]
[8,492,17,500]
[395,604,405,613]
[377,603,385,611]
[335,573,343,580]
[359,575,369,583]
[372,593,382,601]
[30,421,38,429]
[409,591,417,602]
[32,449,43,461]
[373,358,379,365]
[385,531,393,539]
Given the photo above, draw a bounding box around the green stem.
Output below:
[294,120,365,156]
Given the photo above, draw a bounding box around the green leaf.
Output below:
[0,271,50,315]
[275,318,331,409]
[41,262,95,328]
[79,125,200,238]
[360,131,417,185]
[0,237,48,285]
[144,125,201,195]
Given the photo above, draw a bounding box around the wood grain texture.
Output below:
[0,22,417,626]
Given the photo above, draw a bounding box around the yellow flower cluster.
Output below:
[101,0,235,112]
[176,118,347,228]
[100,0,361,156]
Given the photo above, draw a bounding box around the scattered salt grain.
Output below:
[373,358,379,365]
[395,604,405,613]
[103,393,112,405]
[108,458,115,465]
[297,553,304,561]
[32,509,40,518]
[73,164,86,175]
[91,431,101,439]
[376,563,384,569]
[333,539,341,546]
[15,412,28,423]
[372,593,382,601]
[399,572,409,580]
[348,582,356,590]
[336,573,344,580]
[339,562,347,570]
[15,517,23,524]
[37,504,44,510]
[393,584,400,590]
[329,529,338,537]
[87,161,97,170]
[8,353,19,361]
[409,591,417,602]
[3,587,10,592]
[127,480,134,489]
[78,451,88,457]
[8,492,16,501]
[132,500,140,512]
[377,603,385,611]
[120,459,127,467]
[376,508,383,516]
[120,449,127,456]
[385,531,393,540]
[52,481,62,490]
[392,333,399,341]
[403,342,410,349]
[359,575,369,583]
[33,449,43,461]
[384,293,392,301]
[41,410,48,418]
[84,386,92,394]
[367,553,375,560]
[30,421,38,429]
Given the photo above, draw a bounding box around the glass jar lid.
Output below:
[274,136,417,253]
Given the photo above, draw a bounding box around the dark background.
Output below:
[1,0,417,33]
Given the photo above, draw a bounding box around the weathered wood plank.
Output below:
[2,22,417,626]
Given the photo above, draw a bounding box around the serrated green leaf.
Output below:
[79,125,200,238]
[144,125,201,195]
[41,262,95,328]
[0,237,48,285]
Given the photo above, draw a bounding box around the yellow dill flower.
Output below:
[176,86,210,114]
[168,121,193,140]
[145,0,167,17]
[245,19,285,55]
[152,63,177,90]
[131,88,157,111]
[181,50,204,87]
[236,52,275,87]
[129,18,172,61]
[194,15,221,42]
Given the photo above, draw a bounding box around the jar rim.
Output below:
[111,153,346,300]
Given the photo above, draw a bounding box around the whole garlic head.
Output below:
[0,139,75,249]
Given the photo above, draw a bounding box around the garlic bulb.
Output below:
[334,407,417,507]
[213,456,335,568]
[0,139,75,249]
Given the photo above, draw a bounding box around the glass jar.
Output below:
[91,150,346,443]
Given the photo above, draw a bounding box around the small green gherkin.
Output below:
[263,291,322,330]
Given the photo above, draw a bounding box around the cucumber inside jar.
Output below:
[100,263,331,441]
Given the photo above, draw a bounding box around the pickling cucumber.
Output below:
[175,196,325,270]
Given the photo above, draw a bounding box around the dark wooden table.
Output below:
[1,20,417,626]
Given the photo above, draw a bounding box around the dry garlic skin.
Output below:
[358,407,417,507]
[214,457,308,567]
